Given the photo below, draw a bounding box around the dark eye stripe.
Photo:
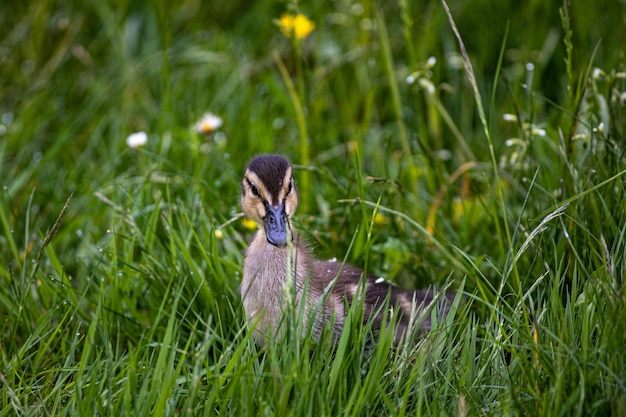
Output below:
[246,178,260,197]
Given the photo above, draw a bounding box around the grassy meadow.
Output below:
[2,0,626,415]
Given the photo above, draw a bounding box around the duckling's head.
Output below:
[241,154,299,247]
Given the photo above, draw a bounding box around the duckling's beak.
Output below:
[264,202,289,247]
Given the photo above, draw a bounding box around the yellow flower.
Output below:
[277,13,315,39]
[374,212,389,226]
[242,218,258,230]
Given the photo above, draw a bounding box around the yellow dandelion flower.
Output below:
[242,218,258,230]
[214,229,224,240]
[374,212,389,226]
[277,13,315,39]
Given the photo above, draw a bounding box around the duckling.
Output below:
[240,154,447,345]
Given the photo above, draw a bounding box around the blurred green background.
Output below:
[1,0,625,415]
[2,0,624,279]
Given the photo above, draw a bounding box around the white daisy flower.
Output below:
[195,112,223,134]
[126,131,148,148]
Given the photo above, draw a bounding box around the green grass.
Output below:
[2,0,626,415]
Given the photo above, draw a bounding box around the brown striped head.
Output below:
[241,154,298,246]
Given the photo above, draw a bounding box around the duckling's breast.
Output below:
[241,232,345,343]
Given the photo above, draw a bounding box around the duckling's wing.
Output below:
[311,259,452,336]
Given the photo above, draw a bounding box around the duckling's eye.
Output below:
[286,180,293,195]
[250,183,260,198]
